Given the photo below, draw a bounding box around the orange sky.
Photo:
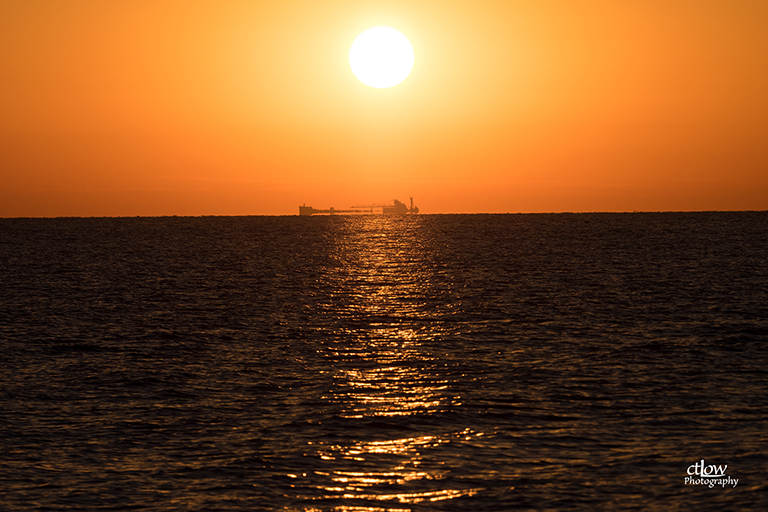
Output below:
[2,0,767,216]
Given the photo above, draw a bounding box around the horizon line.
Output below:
[2,209,767,220]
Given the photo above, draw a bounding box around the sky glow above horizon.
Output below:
[1,0,767,216]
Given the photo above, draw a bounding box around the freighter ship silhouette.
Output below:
[299,197,419,216]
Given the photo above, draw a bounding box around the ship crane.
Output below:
[350,203,390,214]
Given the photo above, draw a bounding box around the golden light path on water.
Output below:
[292,216,484,509]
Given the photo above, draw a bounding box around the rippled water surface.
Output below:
[1,212,767,511]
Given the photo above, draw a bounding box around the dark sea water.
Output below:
[1,212,767,511]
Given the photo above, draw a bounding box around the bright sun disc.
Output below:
[349,27,414,88]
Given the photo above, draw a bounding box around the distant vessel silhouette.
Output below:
[299,197,419,216]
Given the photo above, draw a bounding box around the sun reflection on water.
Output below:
[326,334,457,419]
[293,217,481,509]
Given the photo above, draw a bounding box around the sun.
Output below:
[349,27,414,88]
